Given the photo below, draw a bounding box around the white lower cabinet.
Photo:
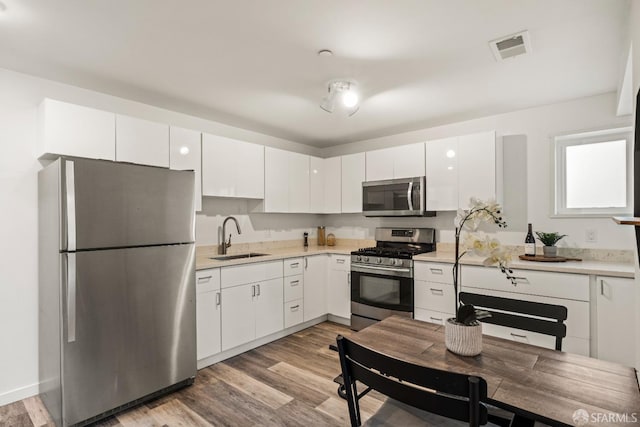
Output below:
[221,278,284,351]
[220,261,284,352]
[196,269,221,361]
[414,281,455,325]
[328,255,351,320]
[284,257,305,329]
[304,255,329,321]
[284,299,304,328]
[596,276,637,366]
[414,261,591,356]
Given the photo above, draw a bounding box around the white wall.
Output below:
[324,93,636,251]
[0,67,318,405]
[195,198,323,247]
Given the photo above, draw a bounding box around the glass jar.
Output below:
[317,226,326,246]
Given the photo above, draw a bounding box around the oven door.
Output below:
[350,267,413,312]
[362,177,424,217]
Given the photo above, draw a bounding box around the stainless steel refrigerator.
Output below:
[38,157,197,426]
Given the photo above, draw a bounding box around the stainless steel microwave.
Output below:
[362,177,435,217]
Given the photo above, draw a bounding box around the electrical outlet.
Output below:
[585,229,597,243]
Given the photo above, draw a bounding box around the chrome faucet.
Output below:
[220,216,242,254]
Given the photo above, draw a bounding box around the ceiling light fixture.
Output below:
[320,80,360,116]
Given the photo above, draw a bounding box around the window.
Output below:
[554,127,632,216]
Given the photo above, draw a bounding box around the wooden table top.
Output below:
[349,316,640,427]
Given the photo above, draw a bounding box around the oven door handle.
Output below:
[407,181,414,211]
[351,264,413,278]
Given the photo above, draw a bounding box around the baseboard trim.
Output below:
[327,314,350,326]
[0,382,39,407]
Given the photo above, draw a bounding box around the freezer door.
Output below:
[60,158,195,251]
[61,244,196,426]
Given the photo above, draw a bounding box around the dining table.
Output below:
[347,315,640,427]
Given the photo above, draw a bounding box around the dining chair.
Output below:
[336,334,492,427]
[458,292,568,351]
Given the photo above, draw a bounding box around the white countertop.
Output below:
[196,245,357,270]
[196,245,635,278]
[414,252,635,278]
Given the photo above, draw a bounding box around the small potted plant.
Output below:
[446,198,517,356]
[535,231,567,257]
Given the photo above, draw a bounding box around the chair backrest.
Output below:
[336,335,488,426]
[459,292,568,351]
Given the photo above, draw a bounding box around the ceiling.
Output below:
[0,0,630,147]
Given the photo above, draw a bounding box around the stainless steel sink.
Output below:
[210,252,270,261]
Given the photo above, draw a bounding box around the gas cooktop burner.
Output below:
[351,247,424,259]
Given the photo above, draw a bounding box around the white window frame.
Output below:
[554,127,633,217]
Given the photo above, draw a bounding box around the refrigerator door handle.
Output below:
[66,253,77,343]
[65,160,77,251]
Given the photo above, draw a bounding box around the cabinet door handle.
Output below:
[336,259,345,264]
[256,284,261,296]
[347,272,351,284]
[511,277,529,286]
[430,268,443,275]
[197,275,212,282]
[600,280,605,296]
[290,305,300,311]
[429,316,443,322]
[510,332,527,339]
[252,285,256,297]
[215,292,221,306]
[290,280,300,286]
[304,258,308,269]
[430,288,444,295]
[290,262,300,268]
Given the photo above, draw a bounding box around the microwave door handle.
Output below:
[407,181,414,211]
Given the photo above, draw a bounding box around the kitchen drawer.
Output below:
[221,260,283,288]
[461,265,589,301]
[414,280,455,314]
[284,257,304,277]
[284,299,304,328]
[466,288,590,340]
[414,308,453,326]
[196,268,220,293]
[284,274,303,302]
[482,323,556,350]
[414,262,453,284]
[330,254,351,271]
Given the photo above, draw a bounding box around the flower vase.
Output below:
[444,318,483,356]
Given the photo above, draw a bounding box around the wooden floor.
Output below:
[0,322,387,426]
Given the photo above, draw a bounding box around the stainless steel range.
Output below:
[350,227,436,330]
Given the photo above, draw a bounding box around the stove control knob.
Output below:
[377,257,382,264]
[363,256,369,262]
[356,255,362,262]
[395,259,403,266]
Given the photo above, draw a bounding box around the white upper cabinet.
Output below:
[341,152,365,213]
[38,98,115,160]
[324,157,342,214]
[366,143,425,181]
[425,137,458,211]
[457,131,496,206]
[115,115,169,167]
[289,151,310,212]
[264,147,310,213]
[201,134,264,199]
[425,130,496,210]
[309,156,325,213]
[365,148,394,181]
[393,143,426,179]
[169,126,202,212]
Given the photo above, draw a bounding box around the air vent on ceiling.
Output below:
[489,30,531,61]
